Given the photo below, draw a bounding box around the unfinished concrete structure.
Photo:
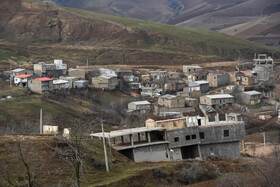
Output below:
[254,54,274,71]
[91,116,245,162]
[200,94,234,109]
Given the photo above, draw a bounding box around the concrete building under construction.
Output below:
[91,115,245,162]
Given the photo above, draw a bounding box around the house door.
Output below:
[181,145,199,159]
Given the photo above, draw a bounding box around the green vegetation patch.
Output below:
[65,7,280,53]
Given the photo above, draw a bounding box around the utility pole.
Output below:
[10,62,12,87]
[86,58,89,69]
[101,120,109,172]
[108,135,113,171]
[262,132,266,157]
[40,109,43,134]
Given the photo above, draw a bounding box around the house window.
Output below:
[174,137,179,142]
[191,134,196,139]
[185,135,190,140]
[224,130,229,137]
[199,132,204,139]
[177,99,180,103]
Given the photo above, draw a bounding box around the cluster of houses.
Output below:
[126,54,276,117]
[8,55,274,112]
[89,54,277,162]
[9,60,88,93]
[6,54,277,162]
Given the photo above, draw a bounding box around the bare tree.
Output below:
[0,139,44,187]
[251,145,280,186]
[55,119,95,187]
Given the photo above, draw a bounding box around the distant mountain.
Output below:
[40,0,280,47]
[0,0,279,68]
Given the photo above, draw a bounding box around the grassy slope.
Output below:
[0,88,92,123]
[65,7,279,52]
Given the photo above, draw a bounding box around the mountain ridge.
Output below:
[41,0,280,47]
[0,0,279,69]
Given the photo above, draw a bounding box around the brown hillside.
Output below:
[0,0,279,68]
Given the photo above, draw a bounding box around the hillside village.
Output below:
[0,53,279,162]
[1,0,280,186]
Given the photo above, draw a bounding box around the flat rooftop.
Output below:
[129,100,151,105]
[160,94,177,100]
[243,90,262,95]
[205,94,234,99]
[11,68,25,72]
[53,80,69,84]
[90,127,167,138]
[183,66,202,68]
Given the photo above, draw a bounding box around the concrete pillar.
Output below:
[206,116,209,126]
[121,136,124,144]
[138,133,141,142]
[130,134,134,146]
[197,144,202,160]
[215,113,219,123]
[185,116,189,127]
[241,140,245,153]
[225,114,228,123]
[235,115,238,121]
[147,132,151,143]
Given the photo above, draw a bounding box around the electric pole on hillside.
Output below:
[40,109,43,134]
[108,135,113,171]
[10,62,12,87]
[101,120,109,173]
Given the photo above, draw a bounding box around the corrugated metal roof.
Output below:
[15,74,32,78]
[74,80,88,83]
[189,80,209,87]
[35,77,53,81]
[53,80,69,84]
[11,68,25,72]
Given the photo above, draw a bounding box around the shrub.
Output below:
[176,162,220,185]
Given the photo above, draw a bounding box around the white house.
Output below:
[14,74,33,86]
